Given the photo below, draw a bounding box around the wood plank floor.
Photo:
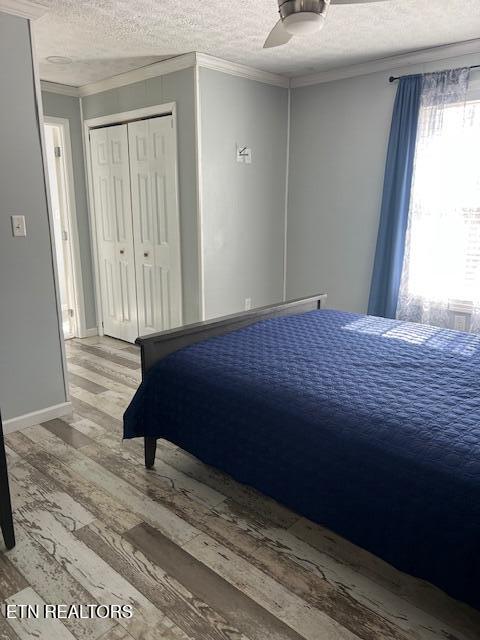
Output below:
[2,335,480,640]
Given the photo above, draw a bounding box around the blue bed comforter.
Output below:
[124,310,480,609]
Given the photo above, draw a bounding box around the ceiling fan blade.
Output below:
[331,0,390,4]
[263,19,293,49]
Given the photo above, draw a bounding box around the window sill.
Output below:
[448,300,473,314]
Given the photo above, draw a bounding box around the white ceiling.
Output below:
[34,0,480,87]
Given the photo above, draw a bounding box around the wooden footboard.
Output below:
[136,293,327,377]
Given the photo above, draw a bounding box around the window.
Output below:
[397,87,480,329]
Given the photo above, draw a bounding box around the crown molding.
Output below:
[195,53,290,88]
[41,80,80,97]
[39,38,480,100]
[0,0,47,19]
[77,53,197,97]
[73,51,289,98]
[291,38,480,88]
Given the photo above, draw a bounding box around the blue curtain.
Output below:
[368,74,422,318]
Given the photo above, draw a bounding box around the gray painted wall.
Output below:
[0,13,67,420]
[199,68,288,319]
[287,54,480,313]
[41,91,97,330]
[81,68,200,324]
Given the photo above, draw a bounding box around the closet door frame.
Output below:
[84,102,181,339]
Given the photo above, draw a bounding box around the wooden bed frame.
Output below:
[136,293,327,468]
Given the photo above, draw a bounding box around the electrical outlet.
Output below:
[245,297,252,311]
[11,215,26,237]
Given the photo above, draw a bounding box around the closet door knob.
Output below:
[144,251,149,258]
[119,249,125,255]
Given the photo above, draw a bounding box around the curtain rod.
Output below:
[389,64,480,83]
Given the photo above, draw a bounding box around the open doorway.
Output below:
[44,118,84,340]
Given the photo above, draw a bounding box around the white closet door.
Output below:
[90,125,138,343]
[128,116,182,336]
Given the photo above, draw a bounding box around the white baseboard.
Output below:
[3,401,72,435]
[76,327,98,339]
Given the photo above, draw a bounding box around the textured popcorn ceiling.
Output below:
[34,0,480,87]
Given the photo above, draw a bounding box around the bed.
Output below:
[123,294,480,610]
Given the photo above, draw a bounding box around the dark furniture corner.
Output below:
[0,411,15,550]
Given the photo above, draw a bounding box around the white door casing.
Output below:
[44,123,77,340]
[89,125,138,342]
[128,116,182,335]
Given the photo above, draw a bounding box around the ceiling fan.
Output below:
[264,0,390,49]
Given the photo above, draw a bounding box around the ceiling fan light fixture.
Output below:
[282,11,325,35]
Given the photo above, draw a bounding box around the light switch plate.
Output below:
[11,215,26,237]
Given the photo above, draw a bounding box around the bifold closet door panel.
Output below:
[90,125,139,343]
[128,116,183,336]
